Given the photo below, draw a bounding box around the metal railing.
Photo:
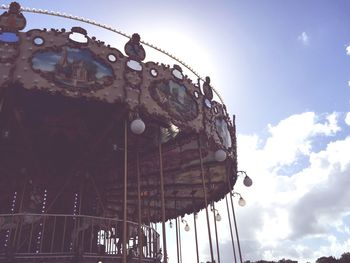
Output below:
[0,213,159,260]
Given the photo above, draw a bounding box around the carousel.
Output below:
[0,2,252,263]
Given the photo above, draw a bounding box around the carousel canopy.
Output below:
[0,2,238,223]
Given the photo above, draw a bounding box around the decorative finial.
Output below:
[124,33,146,61]
[9,2,20,13]
[0,2,26,32]
[203,76,213,101]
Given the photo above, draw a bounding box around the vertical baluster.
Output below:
[27,221,34,253]
[81,217,86,254]
[50,216,57,253]
[89,218,93,253]
[61,216,67,252]
[15,218,23,251]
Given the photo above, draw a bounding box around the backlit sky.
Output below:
[5,0,350,262]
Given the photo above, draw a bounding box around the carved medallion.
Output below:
[0,2,26,32]
[124,33,145,61]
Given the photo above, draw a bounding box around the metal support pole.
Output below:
[197,135,214,262]
[175,217,180,263]
[175,198,180,263]
[228,113,243,263]
[178,217,182,263]
[136,149,143,263]
[158,127,168,263]
[226,195,237,263]
[230,193,243,263]
[212,203,221,263]
[147,202,151,257]
[193,213,200,263]
[122,119,128,263]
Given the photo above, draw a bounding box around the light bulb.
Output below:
[214,149,227,162]
[243,175,253,187]
[216,213,221,222]
[2,129,9,139]
[184,224,190,232]
[130,118,146,135]
[238,197,246,207]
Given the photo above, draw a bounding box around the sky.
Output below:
[3,0,350,262]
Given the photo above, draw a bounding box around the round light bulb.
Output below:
[216,213,221,222]
[238,197,246,207]
[243,175,253,187]
[130,118,145,135]
[2,130,9,139]
[214,149,227,162]
[184,224,190,232]
[169,221,173,228]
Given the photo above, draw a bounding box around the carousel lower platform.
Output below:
[0,214,159,263]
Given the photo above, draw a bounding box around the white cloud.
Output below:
[345,112,350,126]
[298,32,310,46]
[228,111,350,262]
[346,45,350,55]
[239,112,340,171]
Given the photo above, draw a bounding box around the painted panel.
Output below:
[150,80,198,121]
[32,47,114,91]
[216,118,232,149]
